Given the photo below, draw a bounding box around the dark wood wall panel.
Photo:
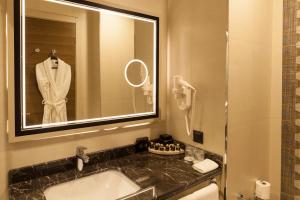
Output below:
[25,17,76,125]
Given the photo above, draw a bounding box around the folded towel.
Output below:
[179,183,219,200]
[192,159,219,173]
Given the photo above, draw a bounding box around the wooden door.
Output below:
[25,17,76,126]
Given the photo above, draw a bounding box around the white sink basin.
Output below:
[44,170,140,200]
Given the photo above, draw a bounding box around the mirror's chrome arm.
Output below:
[76,146,89,163]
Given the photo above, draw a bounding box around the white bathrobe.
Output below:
[36,58,71,124]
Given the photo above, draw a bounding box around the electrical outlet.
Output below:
[193,130,203,144]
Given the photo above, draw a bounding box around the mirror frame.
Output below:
[13,0,159,136]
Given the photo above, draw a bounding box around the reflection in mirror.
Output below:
[124,59,153,114]
[19,0,158,131]
[125,59,148,87]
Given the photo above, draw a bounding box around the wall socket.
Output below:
[193,130,204,144]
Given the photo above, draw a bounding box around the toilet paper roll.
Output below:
[255,180,271,200]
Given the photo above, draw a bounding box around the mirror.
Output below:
[14,0,159,135]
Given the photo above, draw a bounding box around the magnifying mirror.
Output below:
[124,59,149,88]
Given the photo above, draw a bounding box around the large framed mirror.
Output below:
[13,0,159,136]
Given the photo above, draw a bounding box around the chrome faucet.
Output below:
[76,146,89,171]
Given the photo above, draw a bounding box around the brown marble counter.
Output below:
[8,145,222,200]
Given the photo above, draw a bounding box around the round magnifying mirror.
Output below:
[125,59,149,88]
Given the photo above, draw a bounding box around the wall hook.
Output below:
[34,48,40,53]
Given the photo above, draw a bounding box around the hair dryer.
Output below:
[172,76,197,136]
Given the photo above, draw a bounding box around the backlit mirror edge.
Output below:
[7,0,160,142]
[8,118,158,143]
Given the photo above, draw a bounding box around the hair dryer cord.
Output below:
[184,90,197,136]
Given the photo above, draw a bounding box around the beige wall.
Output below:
[134,20,154,113]
[87,12,101,118]
[0,0,167,199]
[227,0,281,199]
[167,0,227,155]
[100,13,135,116]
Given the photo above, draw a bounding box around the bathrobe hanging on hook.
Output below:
[36,57,71,124]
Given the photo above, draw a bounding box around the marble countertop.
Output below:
[9,145,222,200]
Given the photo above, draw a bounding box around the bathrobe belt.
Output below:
[42,99,67,113]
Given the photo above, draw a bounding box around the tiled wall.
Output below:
[282,0,297,199]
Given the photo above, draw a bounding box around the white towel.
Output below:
[192,159,219,173]
[179,183,219,200]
